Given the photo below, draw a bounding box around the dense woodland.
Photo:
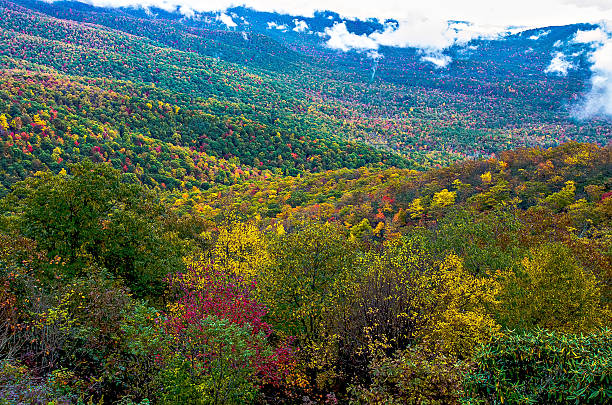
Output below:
[0,0,611,403]
[1,143,610,404]
[1,0,612,186]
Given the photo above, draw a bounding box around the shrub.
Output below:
[160,263,295,403]
[348,346,471,405]
[464,328,612,404]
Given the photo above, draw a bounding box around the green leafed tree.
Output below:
[1,160,186,298]
[497,242,607,332]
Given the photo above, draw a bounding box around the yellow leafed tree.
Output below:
[497,243,606,333]
[211,221,272,280]
[432,189,456,208]
[424,254,500,357]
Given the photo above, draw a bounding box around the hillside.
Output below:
[1,143,611,403]
[1,0,611,193]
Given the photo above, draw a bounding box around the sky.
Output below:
[69,0,612,52]
[73,0,612,27]
[67,0,612,52]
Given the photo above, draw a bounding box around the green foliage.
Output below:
[421,206,525,276]
[544,180,576,212]
[497,243,607,332]
[348,346,471,405]
[0,140,609,403]
[468,180,512,211]
[349,218,374,241]
[158,316,261,405]
[1,160,185,298]
[465,328,612,404]
[121,303,163,358]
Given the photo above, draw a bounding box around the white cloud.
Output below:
[322,18,505,67]
[293,19,308,32]
[574,32,612,118]
[178,5,195,17]
[528,29,551,40]
[544,52,574,75]
[421,53,451,68]
[216,12,237,27]
[323,18,504,60]
[573,27,608,44]
[367,49,383,60]
[267,21,288,30]
[52,0,612,58]
[449,21,504,44]
[361,19,502,51]
[369,18,456,50]
[69,0,612,28]
[325,22,378,51]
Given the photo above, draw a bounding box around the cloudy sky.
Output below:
[75,0,612,28]
[69,0,612,52]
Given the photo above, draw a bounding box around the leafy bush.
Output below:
[348,346,471,405]
[159,263,295,403]
[464,328,612,404]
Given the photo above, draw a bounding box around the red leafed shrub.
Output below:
[164,263,295,387]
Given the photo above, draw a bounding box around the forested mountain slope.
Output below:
[1,0,611,193]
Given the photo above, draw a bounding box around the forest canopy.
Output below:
[0,144,610,403]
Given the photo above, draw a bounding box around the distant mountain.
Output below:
[0,0,610,194]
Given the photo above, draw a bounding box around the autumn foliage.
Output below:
[0,0,611,402]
